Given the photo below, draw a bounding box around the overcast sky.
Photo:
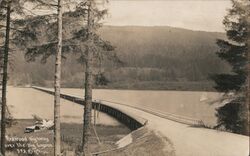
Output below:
[103,0,232,32]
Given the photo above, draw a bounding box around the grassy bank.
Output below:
[5,119,130,155]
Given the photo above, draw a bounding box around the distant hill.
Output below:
[10,26,230,91]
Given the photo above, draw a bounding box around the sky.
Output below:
[103,0,232,32]
[25,0,232,32]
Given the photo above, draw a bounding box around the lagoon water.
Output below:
[60,88,223,126]
[7,87,223,126]
[7,87,120,125]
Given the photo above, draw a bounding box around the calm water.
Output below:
[60,88,223,126]
[7,87,120,125]
[6,87,223,126]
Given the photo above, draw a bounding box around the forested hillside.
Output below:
[10,26,230,90]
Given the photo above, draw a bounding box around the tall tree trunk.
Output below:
[54,0,62,155]
[1,1,10,155]
[247,24,250,137]
[82,47,93,156]
[247,51,249,136]
[82,0,93,155]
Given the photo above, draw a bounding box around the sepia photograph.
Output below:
[0,0,249,155]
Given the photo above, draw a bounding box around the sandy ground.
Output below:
[6,87,120,126]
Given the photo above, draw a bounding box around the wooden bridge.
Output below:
[32,86,147,130]
[32,86,204,129]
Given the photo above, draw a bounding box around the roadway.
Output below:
[34,87,249,156]
[103,100,249,156]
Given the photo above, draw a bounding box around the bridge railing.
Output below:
[94,99,204,126]
[32,86,204,127]
[32,86,147,130]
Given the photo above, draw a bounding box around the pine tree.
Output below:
[72,1,118,154]
[16,1,66,155]
[0,0,30,154]
[212,0,250,135]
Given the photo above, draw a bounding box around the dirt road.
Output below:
[27,87,250,156]
[103,101,249,156]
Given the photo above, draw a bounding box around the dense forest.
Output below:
[10,26,230,90]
